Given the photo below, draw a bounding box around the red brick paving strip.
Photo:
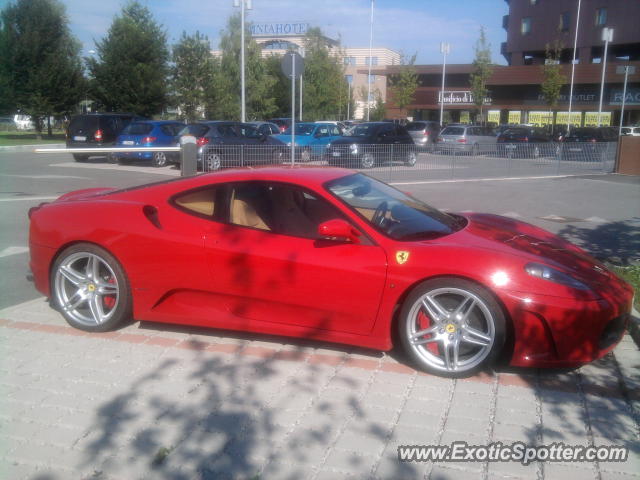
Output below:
[0,319,627,399]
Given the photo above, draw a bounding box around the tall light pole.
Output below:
[597,27,614,126]
[567,0,582,133]
[299,47,304,121]
[439,42,450,127]
[233,0,252,122]
[617,65,635,136]
[346,77,351,120]
[366,0,374,121]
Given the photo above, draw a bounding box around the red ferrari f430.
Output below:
[28,167,633,377]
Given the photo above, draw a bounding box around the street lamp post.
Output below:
[366,0,374,121]
[617,65,635,136]
[439,42,450,127]
[567,0,582,133]
[346,78,351,120]
[233,0,252,122]
[597,27,614,126]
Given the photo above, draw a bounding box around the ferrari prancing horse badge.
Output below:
[396,251,410,264]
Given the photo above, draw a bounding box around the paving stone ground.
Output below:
[0,298,638,480]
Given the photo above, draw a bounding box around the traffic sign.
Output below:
[281,52,305,78]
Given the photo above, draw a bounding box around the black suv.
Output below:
[325,122,417,169]
[67,113,145,161]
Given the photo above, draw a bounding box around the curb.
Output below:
[0,143,65,152]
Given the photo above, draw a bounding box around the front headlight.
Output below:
[350,143,358,154]
[525,263,589,290]
[287,142,292,147]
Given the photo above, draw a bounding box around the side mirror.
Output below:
[318,219,361,243]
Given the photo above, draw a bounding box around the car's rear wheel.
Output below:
[398,278,505,378]
[204,152,222,171]
[73,154,88,162]
[152,151,167,168]
[360,153,375,169]
[405,150,417,167]
[300,147,311,163]
[51,244,132,332]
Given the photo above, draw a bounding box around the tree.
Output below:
[263,54,291,118]
[469,27,493,125]
[300,27,347,120]
[210,14,277,120]
[0,0,84,137]
[541,40,565,133]
[388,53,419,118]
[170,31,217,122]
[88,1,168,117]
[369,93,386,121]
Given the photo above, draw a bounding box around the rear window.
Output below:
[123,123,153,135]
[441,127,465,136]
[180,124,210,137]
[406,122,426,131]
[69,116,98,131]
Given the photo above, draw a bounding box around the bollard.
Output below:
[180,135,197,177]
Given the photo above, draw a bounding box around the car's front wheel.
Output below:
[398,278,505,378]
[300,147,311,163]
[204,152,222,171]
[405,150,417,167]
[360,152,375,169]
[51,244,132,332]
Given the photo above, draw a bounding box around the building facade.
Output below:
[377,62,640,127]
[502,0,640,66]
[213,21,400,119]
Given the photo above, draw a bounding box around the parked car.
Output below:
[496,126,554,158]
[113,120,184,167]
[315,121,346,133]
[67,113,145,161]
[179,121,279,170]
[273,122,343,161]
[325,122,416,168]
[406,121,441,150]
[620,126,639,136]
[246,121,281,136]
[267,118,293,133]
[436,125,497,155]
[560,127,618,161]
[29,167,633,378]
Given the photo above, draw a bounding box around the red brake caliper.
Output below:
[102,277,116,309]
[417,309,440,355]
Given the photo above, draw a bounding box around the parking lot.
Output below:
[0,147,638,479]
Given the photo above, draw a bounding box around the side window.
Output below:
[218,125,238,137]
[378,125,395,138]
[160,125,173,136]
[330,125,341,136]
[228,182,350,239]
[316,127,329,137]
[239,125,261,139]
[396,126,410,137]
[174,187,218,217]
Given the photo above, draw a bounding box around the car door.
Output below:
[376,124,396,162]
[310,125,332,156]
[204,181,388,335]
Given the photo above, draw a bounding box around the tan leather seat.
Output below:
[271,187,316,237]
[230,189,270,230]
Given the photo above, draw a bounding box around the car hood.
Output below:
[330,136,373,145]
[442,213,626,291]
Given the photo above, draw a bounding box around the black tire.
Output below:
[398,277,506,378]
[152,151,168,168]
[50,243,132,332]
[73,154,88,162]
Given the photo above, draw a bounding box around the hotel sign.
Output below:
[251,22,309,37]
[438,90,492,105]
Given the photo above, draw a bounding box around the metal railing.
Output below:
[35,141,617,182]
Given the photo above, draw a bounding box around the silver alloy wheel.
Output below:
[54,252,119,327]
[301,148,311,162]
[205,153,221,171]
[153,151,167,167]
[405,287,495,373]
[361,153,375,169]
[532,146,540,159]
[406,151,417,166]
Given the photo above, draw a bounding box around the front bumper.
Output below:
[502,289,633,368]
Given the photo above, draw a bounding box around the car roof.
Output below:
[131,120,184,125]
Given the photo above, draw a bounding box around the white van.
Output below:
[14,114,34,130]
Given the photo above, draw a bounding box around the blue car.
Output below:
[273,122,343,162]
[114,120,185,167]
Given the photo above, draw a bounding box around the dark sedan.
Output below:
[497,127,556,158]
[560,127,618,161]
[325,122,417,169]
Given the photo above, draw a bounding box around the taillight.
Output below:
[196,137,209,146]
[457,138,467,143]
[519,136,529,142]
[423,131,428,137]
[142,136,157,144]
[94,129,103,141]
[437,136,443,143]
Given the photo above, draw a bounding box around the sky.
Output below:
[33,0,509,65]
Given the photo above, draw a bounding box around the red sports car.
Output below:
[28,167,633,378]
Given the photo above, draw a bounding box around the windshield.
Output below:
[283,123,315,136]
[344,124,376,137]
[326,173,464,240]
[441,127,465,136]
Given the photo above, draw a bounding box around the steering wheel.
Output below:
[371,201,389,227]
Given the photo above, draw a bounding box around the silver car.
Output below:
[436,125,497,154]
[406,121,440,149]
